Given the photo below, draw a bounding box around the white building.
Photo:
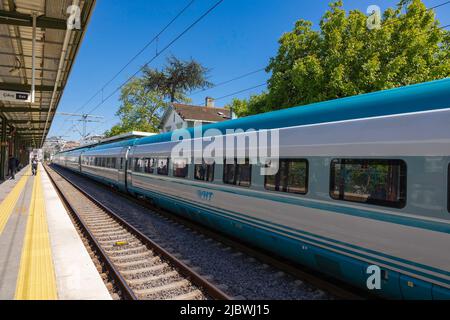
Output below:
[159,97,233,133]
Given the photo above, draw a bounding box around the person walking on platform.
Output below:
[31,156,38,176]
[8,155,16,180]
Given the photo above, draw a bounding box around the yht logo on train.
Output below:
[197,190,214,201]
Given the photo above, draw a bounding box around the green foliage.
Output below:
[228,93,270,118]
[143,55,212,103]
[104,78,168,137]
[229,0,450,116]
[105,56,212,137]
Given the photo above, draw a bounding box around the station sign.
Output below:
[0,90,31,103]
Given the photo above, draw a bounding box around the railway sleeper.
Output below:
[128,271,179,286]
[168,289,205,300]
[96,230,135,237]
[135,279,191,297]
[105,244,148,255]
[98,236,138,245]
[121,263,170,278]
[114,257,160,269]
[89,227,127,234]
[113,252,155,263]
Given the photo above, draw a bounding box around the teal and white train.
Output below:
[53,78,450,299]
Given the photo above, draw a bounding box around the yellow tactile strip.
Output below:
[0,170,30,235]
[15,168,58,300]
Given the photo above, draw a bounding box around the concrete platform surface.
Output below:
[41,165,112,300]
[0,166,29,203]
[0,164,111,300]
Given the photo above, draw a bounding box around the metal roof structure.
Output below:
[0,0,96,148]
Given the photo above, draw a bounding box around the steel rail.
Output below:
[49,165,369,300]
[44,164,137,300]
[44,164,231,300]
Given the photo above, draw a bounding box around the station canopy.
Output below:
[0,0,95,148]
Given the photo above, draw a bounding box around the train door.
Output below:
[79,151,84,173]
[118,146,131,191]
[126,147,134,191]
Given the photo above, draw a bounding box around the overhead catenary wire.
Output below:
[214,83,267,101]
[53,0,196,136]
[86,0,224,116]
[74,0,196,116]
[189,67,266,96]
[429,0,450,10]
[370,0,450,30]
[56,0,449,138]
[207,25,450,104]
[210,15,450,105]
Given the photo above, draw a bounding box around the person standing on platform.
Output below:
[15,157,19,174]
[8,155,16,180]
[31,156,38,176]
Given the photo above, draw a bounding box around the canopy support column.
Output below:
[0,117,7,180]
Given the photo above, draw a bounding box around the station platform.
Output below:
[0,163,111,300]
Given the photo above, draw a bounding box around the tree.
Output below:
[104,78,167,137]
[229,0,450,116]
[143,56,212,103]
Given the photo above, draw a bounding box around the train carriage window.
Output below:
[223,158,252,187]
[173,158,188,178]
[448,163,450,213]
[144,158,155,174]
[157,158,169,176]
[223,160,236,185]
[330,159,407,209]
[195,160,215,182]
[265,159,308,195]
[134,158,146,172]
[111,158,117,169]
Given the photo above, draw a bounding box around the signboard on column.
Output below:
[0,90,31,103]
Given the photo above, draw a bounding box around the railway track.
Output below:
[49,165,368,300]
[44,165,230,300]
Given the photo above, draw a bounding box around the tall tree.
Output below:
[143,56,212,103]
[104,78,167,137]
[229,0,450,117]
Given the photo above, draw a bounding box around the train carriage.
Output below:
[53,78,450,299]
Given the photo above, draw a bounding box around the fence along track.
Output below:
[44,165,230,300]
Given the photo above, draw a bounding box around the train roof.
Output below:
[57,77,450,154]
[134,77,450,146]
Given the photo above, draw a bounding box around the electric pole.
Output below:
[56,112,104,142]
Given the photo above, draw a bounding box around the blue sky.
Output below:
[49,0,450,140]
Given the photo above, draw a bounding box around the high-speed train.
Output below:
[53,78,450,299]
